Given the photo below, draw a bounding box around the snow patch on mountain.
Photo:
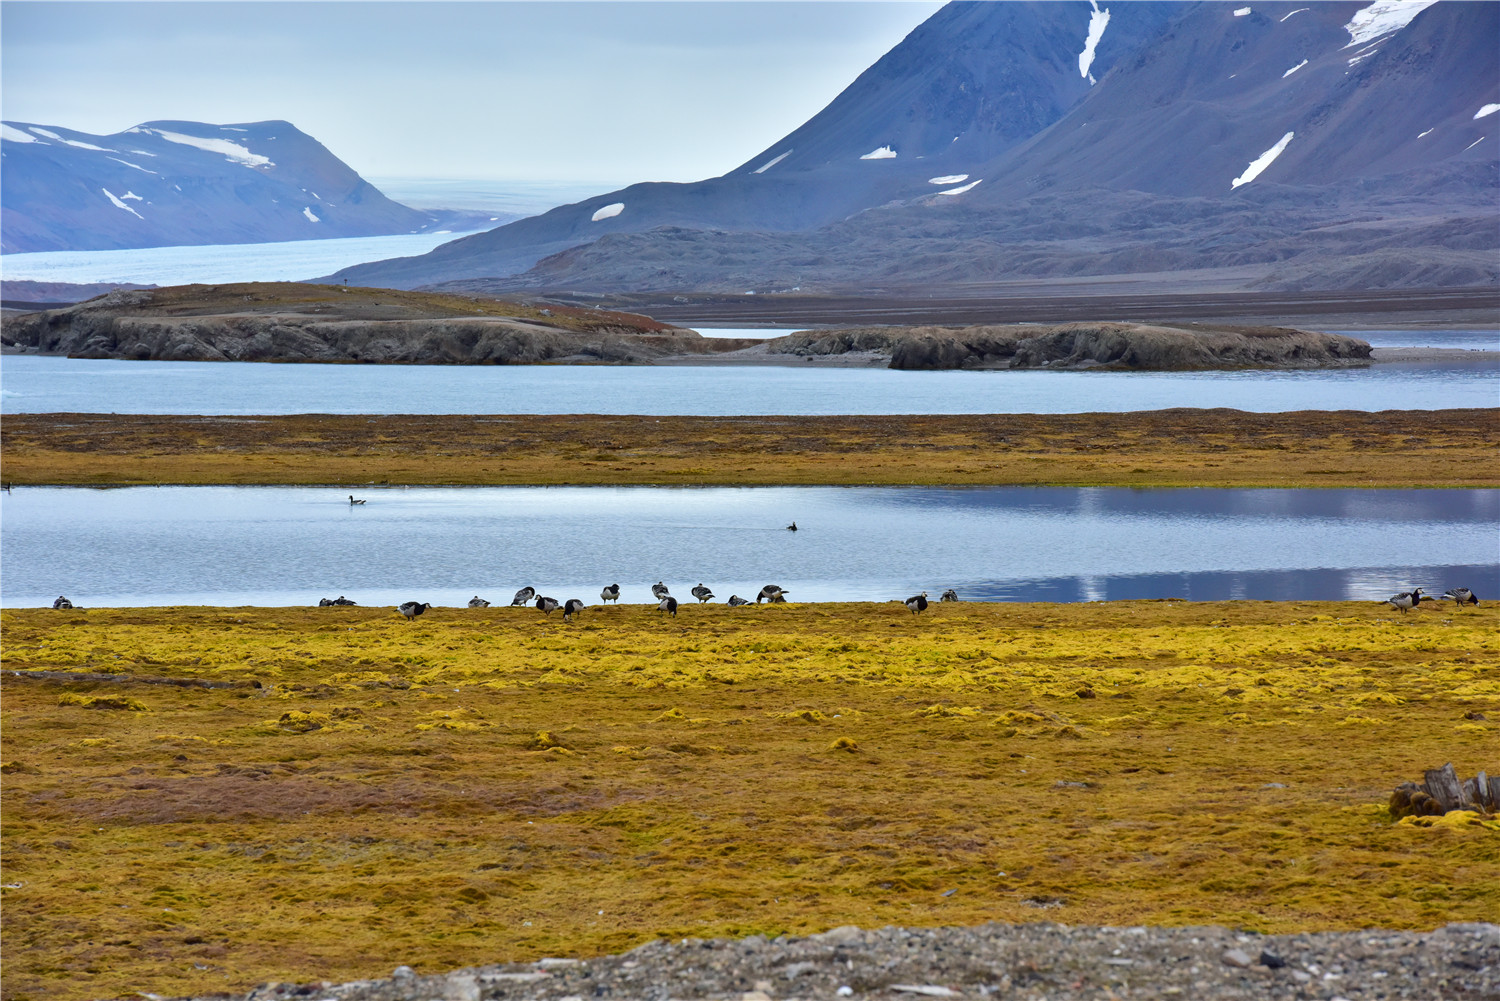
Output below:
[1475,104,1500,119]
[1231,132,1294,189]
[303,207,320,223]
[937,179,982,196]
[1343,0,1438,48]
[30,127,116,152]
[1417,128,1435,138]
[754,150,792,174]
[1079,0,1110,82]
[928,174,969,185]
[121,192,143,201]
[102,188,143,219]
[860,146,897,160]
[1282,60,1308,78]
[1233,7,1251,16]
[131,127,272,168]
[1,123,40,143]
[1463,137,1485,152]
[1279,8,1308,21]
[591,202,625,221]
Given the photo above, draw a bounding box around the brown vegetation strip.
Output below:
[3,409,1496,488]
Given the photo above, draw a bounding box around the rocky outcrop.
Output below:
[770,322,1372,371]
[0,285,736,365]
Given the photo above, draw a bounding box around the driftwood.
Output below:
[1389,762,1499,818]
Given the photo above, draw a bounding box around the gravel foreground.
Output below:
[208,922,1500,1001]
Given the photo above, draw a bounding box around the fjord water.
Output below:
[3,486,1494,608]
[2,350,1495,415]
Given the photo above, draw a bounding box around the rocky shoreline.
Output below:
[201,921,1500,1001]
[0,283,1387,371]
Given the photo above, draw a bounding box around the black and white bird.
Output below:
[905,591,929,614]
[1442,587,1479,607]
[348,495,366,505]
[53,595,73,610]
[511,587,536,606]
[757,585,787,603]
[398,601,431,621]
[563,598,585,621]
[601,584,621,604]
[333,595,357,606]
[535,596,560,615]
[468,595,491,608]
[652,581,671,600]
[1385,587,1425,614]
[940,589,959,602]
[691,583,715,603]
[786,521,798,532]
[318,597,334,607]
[658,595,679,617]
[727,595,750,606]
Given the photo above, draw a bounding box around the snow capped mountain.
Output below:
[335,0,1497,293]
[1,120,448,253]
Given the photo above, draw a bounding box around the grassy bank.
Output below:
[3,409,1498,488]
[2,601,1496,1000]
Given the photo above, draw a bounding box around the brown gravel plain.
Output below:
[3,409,1497,488]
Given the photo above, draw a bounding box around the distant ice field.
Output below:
[0,230,488,286]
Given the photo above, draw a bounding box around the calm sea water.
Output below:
[2,350,1494,415]
[3,485,1493,608]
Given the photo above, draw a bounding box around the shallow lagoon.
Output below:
[2,350,1495,415]
[3,485,1493,608]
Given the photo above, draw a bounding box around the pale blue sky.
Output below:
[1,1,944,183]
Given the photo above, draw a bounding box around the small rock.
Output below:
[1291,969,1312,983]
[1259,949,1286,969]
[782,961,819,978]
[754,979,775,993]
[1262,782,1287,789]
[837,988,854,998]
[890,987,960,997]
[1222,948,1254,968]
[391,966,415,978]
[816,925,865,944]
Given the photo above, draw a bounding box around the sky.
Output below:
[0,1,945,186]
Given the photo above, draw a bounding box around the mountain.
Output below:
[0,119,481,253]
[328,0,1498,296]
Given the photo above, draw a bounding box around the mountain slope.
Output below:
[327,1,1182,289]
[0,120,458,253]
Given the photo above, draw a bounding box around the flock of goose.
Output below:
[1384,586,1480,613]
[382,583,966,622]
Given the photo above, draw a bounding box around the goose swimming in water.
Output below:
[535,596,560,615]
[691,583,715,603]
[651,581,671,600]
[601,584,621,604]
[53,595,73,610]
[1385,587,1425,614]
[1442,587,1479,607]
[905,591,929,614]
[657,595,679,617]
[468,595,491,608]
[398,601,431,621]
[757,585,787,603]
[940,589,959,602]
[786,521,798,532]
[727,595,750,606]
[511,587,536,606]
[563,598,585,621]
[349,495,366,505]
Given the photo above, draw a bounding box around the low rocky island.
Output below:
[2,281,1378,370]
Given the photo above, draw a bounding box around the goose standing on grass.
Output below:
[601,584,621,604]
[652,581,671,600]
[53,595,73,610]
[468,596,491,608]
[757,585,787,604]
[906,591,929,615]
[691,583,715,603]
[658,595,679,617]
[535,596,560,615]
[1385,587,1425,614]
[349,495,366,505]
[511,586,536,606]
[940,589,959,602]
[398,601,431,621]
[727,595,749,607]
[318,597,334,607]
[563,598,585,622]
[1442,587,1479,607]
